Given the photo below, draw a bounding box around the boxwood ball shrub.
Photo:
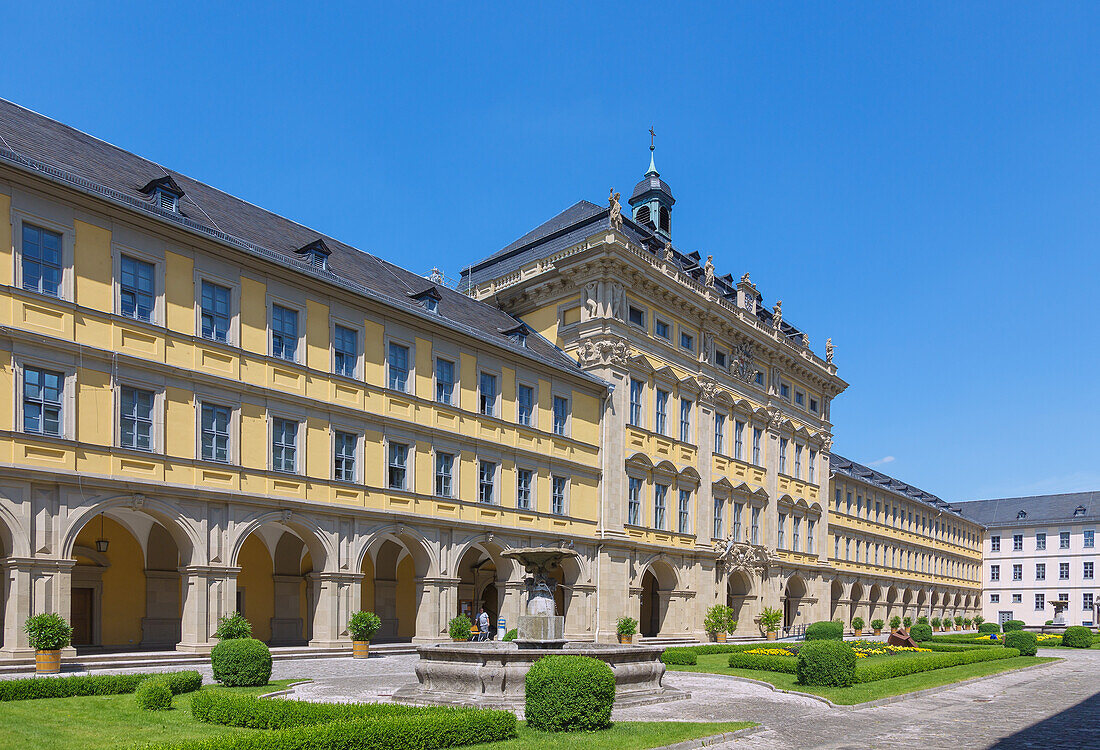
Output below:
[135,677,172,711]
[978,622,1001,634]
[1062,626,1093,648]
[796,640,857,687]
[910,623,933,642]
[210,638,272,687]
[1002,619,1025,632]
[525,655,614,732]
[1003,630,1038,656]
[805,620,844,641]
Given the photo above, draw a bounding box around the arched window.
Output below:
[659,206,671,232]
[635,205,651,225]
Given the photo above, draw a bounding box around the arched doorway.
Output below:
[457,545,503,633]
[830,579,844,621]
[868,584,883,624]
[849,582,864,626]
[235,527,315,645]
[782,575,807,630]
[638,561,677,638]
[727,570,753,628]
[361,539,417,642]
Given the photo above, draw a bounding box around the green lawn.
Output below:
[668,653,1058,705]
[0,679,754,750]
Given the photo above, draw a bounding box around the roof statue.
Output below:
[740,272,751,284]
[772,300,783,331]
[608,189,622,230]
[704,255,715,287]
[664,241,674,262]
[826,338,835,364]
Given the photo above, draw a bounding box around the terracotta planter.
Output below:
[854,629,862,637]
[873,628,882,636]
[35,649,61,674]
[352,640,370,659]
[618,634,633,644]
[715,632,727,643]
[766,631,777,641]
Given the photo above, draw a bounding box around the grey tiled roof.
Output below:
[630,170,674,203]
[0,98,598,383]
[830,453,967,518]
[955,492,1100,527]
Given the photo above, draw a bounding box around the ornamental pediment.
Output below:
[715,540,781,573]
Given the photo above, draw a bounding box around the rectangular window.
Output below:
[435,359,455,405]
[629,379,644,426]
[654,319,670,339]
[780,383,790,400]
[552,396,569,436]
[713,497,723,539]
[752,427,762,465]
[200,403,230,462]
[1012,564,1022,581]
[552,476,567,515]
[1012,593,1022,603]
[272,418,298,473]
[1013,534,1023,551]
[517,384,534,426]
[715,349,727,368]
[779,438,788,474]
[990,565,1000,581]
[679,399,693,443]
[435,452,454,497]
[120,255,155,322]
[627,477,642,526]
[334,431,357,482]
[1035,593,1045,611]
[200,280,231,342]
[516,468,533,509]
[271,304,298,361]
[807,519,815,554]
[808,450,816,484]
[330,325,357,378]
[1085,561,1094,579]
[1059,562,1070,580]
[654,389,669,435]
[732,502,743,542]
[388,442,408,489]
[23,367,63,436]
[388,343,409,392]
[734,420,745,460]
[991,535,1001,552]
[680,331,694,351]
[793,516,802,552]
[21,224,62,297]
[478,460,496,503]
[1036,563,1046,580]
[678,489,691,533]
[653,484,668,529]
[751,506,760,545]
[809,397,818,413]
[1085,530,1095,548]
[119,386,154,451]
[990,593,999,603]
[1085,592,1095,611]
[795,391,805,407]
[714,412,726,454]
[628,306,645,327]
[1060,531,1070,549]
[479,373,497,417]
[777,513,786,548]
[794,444,802,478]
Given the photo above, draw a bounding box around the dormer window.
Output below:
[1017,510,1028,520]
[500,322,531,348]
[1075,505,1087,517]
[139,176,184,214]
[409,286,442,314]
[295,239,331,271]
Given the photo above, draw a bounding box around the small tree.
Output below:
[931,617,942,629]
[704,604,735,636]
[448,614,473,641]
[974,615,985,628]
[214,611,252,640]
[954,615,964,628]
[889,615,902,630]
[963,617,973,629]
[760,606,783,633]
[870,619,885,632]
[24,613,72,651]
[348,611,382,642]
[851,616,865,632]
[917,615,929,625]
[903,616,912,628]
[616,616,638,638]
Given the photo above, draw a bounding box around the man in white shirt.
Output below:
[477,606,491,640]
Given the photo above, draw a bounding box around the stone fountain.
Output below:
[392,546,686,709]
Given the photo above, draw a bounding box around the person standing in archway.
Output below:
[477,606,491,641]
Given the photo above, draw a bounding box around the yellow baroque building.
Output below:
[0,101,980,659]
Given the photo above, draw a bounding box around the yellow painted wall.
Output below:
[74,220,111,311]
[0,192,11,287]
[237,535,274,643]
[74,517,146,647]
[396,556,415,639]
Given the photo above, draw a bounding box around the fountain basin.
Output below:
[392,641,688,709]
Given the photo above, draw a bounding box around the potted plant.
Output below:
[348,611,382,658]
[616,616,638,644]
[954,615,963,631]
[963,617,973,631]
[25,613,72,674]
[214,611,252,640]
[449,614,472,642]
[852,617,864,637]
[871,618,884,636]
[889,615,902,633]
[917,615,929,626]
[974,615,985,630]
[760,606,782,640]
[705,604,735,643]
[931,616,942,632]
[903,616,912,630]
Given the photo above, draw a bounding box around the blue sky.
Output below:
[2,3,1097,501]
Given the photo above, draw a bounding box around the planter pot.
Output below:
[452,637,466,642]
[873,628,882,636]
[35,649,61,674]
[766,631,777,641]
[854,629,862,637]
[715,632,727,643]
[352,640,370,659]
[618,634,633,645]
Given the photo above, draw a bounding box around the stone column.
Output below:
[413,576,458,642]
[142,570,182,647]
[177,565,238,653]
[1,557,75,659]
[308,572,361,648]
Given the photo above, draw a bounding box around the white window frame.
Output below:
[386,439,412,491]
[268,297,305,364]
[332,428,361,483]
[114,245,164,326]
[269,414,302,474]
[195,273,240,346]
[16,359,76,440]
[479,370,500,417]
[478,459,497,504]
[434,450,455,498]
[386,338,413,393]
[12,211,75,302]
[116,382,164,454]
[516,382,536,427]
[435,357,456,405]
[552,394,570,437]
[516,467,535,510]
[331,319,362,380]
[551,475,568,515]
[195,396,237,464]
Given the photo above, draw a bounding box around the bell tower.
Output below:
[628,130,675,240]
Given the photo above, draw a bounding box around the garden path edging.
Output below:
[651,723,766,750]
[260,679,313,699]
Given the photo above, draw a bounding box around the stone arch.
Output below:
[727,569,754,627]
[0,501,29,559]
[638,557,679,638]
[868,583,883,623]
[830,579,846,621]
[849,581,865,626]
[361,536,422,642]
[229,510,333,573]
[61,494,200,566]
[70,514,151,649]
[454,538,516,633]
[355,525,437,579]
[783,574,808,630]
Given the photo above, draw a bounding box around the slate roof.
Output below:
[630,170,674,204]
[0,98,600,384]
[830,453,969,519]
[955,492,1100,528]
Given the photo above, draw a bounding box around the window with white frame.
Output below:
[479,373,497,417]
[552,476,567,515]
[21,224,62,297]
[516,468,533,509]
[1012,593,1022,603]
[629,379,644,426]
[653,484,668,529]
[678,488,691,533]
[1060,562,1070,580]
[517,383,534,426]
[1012,563,1022,581]
[388,442,409,489]
[713,497,724,539]
[1035,593,1045,610]
[734,420,744,460]
[793,516,802,552]
[271,418,299,473]
[654,318,670,340]
[271,304,298,361]
[1084,561,1094,579]
[1013,534,1023,551]
[732,502,743,541]
[1085,530,1095,548]
[552,396,569,436]
[990,535,1000,552]
[120,254,155,322]
[627,477,642,526]
[1037,562,1046,580]
[23,366,63,437]
[334,430,357,482]
[435,358,455,404]
[679,398,693,443]
[435,452,454,497]
[989,593,999,603]
[752,427,762,465]
[478,460,496,503]
[200,280,231,343]
[654,389,668,434]
[1085,592,1094,611]
[333,325,358,378]
[200,402,231,462]
[794,444,802,478]
[680,331,694,351]
[388,342,409,392]
[119,386,154,451]
[1060,531,1070,549]
[714,412,726,454]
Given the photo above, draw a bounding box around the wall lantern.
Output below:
[94,513,109,554]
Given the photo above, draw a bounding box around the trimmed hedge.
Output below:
[727,652,798,674]
[1003,630,1038,656]
[804,621,844,641]
[796,641,856,687]
[978,622,1001,634]
[525,655,614,732]
[0,670,201,702]
[910,623,933,642]
[135,677,172,711]
[211,638,272,687]
[660,647,698,665]
[191,691,422,729]
[855,646,1020,683]
[1062,626,1093,648]
[1002,620,1026,632]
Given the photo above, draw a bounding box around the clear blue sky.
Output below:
[2,3,1097,501]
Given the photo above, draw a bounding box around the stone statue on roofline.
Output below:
[664,241,674,262]
[772,300,783,332]
[704,255,715,287]
[608,189,622,230]
[826,338,835,364]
